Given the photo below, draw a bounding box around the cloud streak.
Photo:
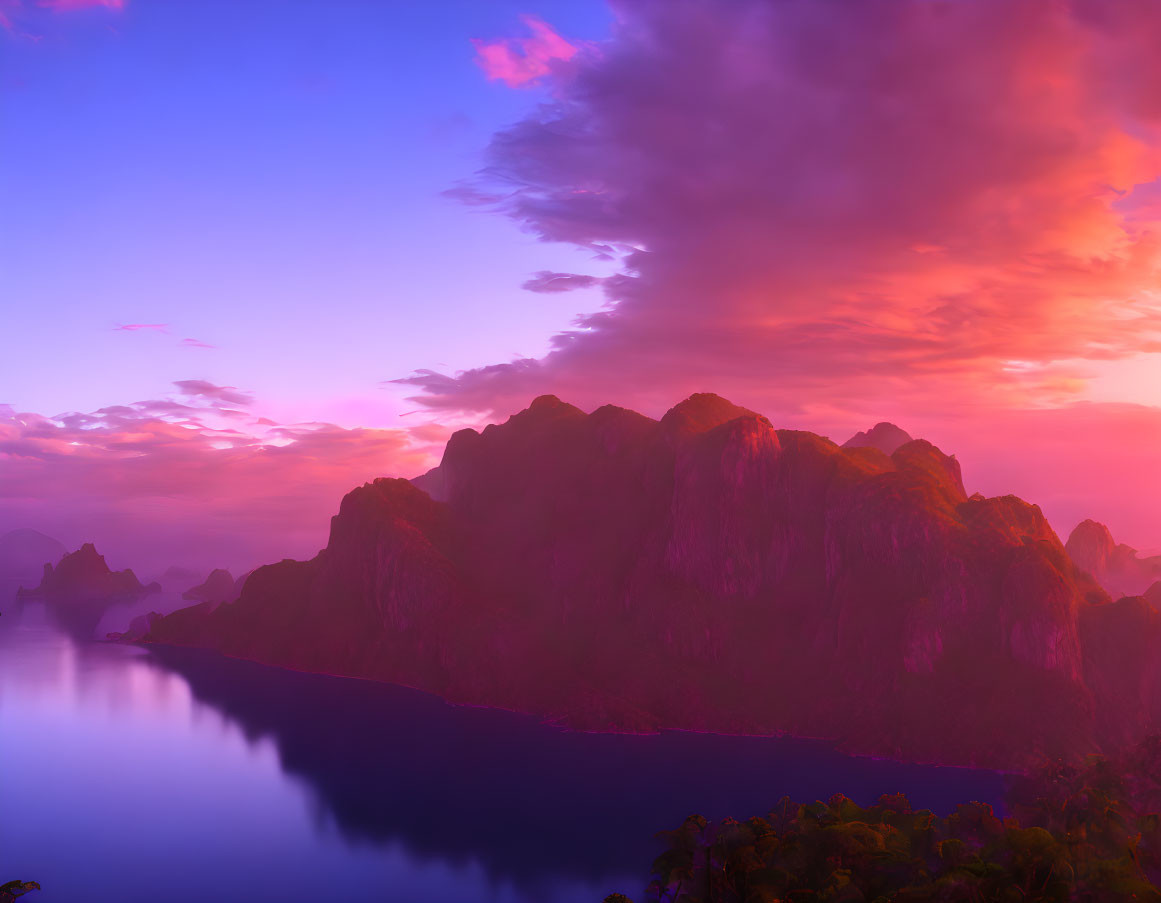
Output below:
[172,379,253,407]
[521,270,603,293]
[37,0,124,9]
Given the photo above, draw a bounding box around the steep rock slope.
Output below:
[142,395,1154,768]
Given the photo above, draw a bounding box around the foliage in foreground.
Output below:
[607,738,1161,903]
[0,881,40,902]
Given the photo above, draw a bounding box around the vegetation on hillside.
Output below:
[606,738,1161,902]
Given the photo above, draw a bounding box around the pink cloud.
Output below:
[37,0,124,10]
[410,0,1161,425]
[179,337,215,349]
[0,388,432,575]
[472,15,579,88]
[115,323,168,332]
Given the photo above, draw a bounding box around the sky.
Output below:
[2,0,1160,574]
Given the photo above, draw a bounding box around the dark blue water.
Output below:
[0,597,1008,902]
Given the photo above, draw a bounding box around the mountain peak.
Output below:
[660,393,758,435]
[1,528,61,544]
[529,394,566,410]
[1066,520,1116,572]
[1066,520,1161,597]
[508,395,586,425]
[843,422,914,455]
[183,568,240,608]
[19,543,156,602]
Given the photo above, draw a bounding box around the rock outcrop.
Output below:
[842,422,914,456]
[140,395,1159,769]
[1066,520,1161,597]
[19,543,160,602]
[183,569,243,608]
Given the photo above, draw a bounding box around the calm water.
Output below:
[0,594,1008,903]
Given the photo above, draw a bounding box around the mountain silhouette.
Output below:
[138,395,1159,769]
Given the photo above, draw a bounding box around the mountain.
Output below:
[183,569,241,608]
[842,422,914,455]
[1066,520,1161,597]
[20,543,160,602]
[0,528,67,589]
[136,394,1160,769]
[157,565,203,590]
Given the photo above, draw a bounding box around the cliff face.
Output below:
[141,395,1157,769]
[1066,519,1161,598]
[21,543,159,602]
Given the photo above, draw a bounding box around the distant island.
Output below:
[129,394,1161,770]
[18,543,160,603]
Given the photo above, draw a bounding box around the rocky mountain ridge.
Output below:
[136,394,1160,769]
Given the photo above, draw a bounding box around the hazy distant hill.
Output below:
[138,394,1161,769]
[1066,519,1161,598]
[0,528,67,590]
[841,421,914,455]
[20,543,160,602]
[182,568,249,609]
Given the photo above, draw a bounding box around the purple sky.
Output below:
[2,0,612,424]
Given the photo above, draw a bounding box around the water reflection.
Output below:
[1,603,1009,903]
[143,647,1010,892]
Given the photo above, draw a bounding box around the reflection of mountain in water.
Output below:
[146,645,1009,891]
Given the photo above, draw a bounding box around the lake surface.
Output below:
[0,594,1008,903]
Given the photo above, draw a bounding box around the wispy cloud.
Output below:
[173,379,253,407]
[521,271,603,294]
[37,0,124,10]
[115,323,168,332]
[179,337,215,349]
